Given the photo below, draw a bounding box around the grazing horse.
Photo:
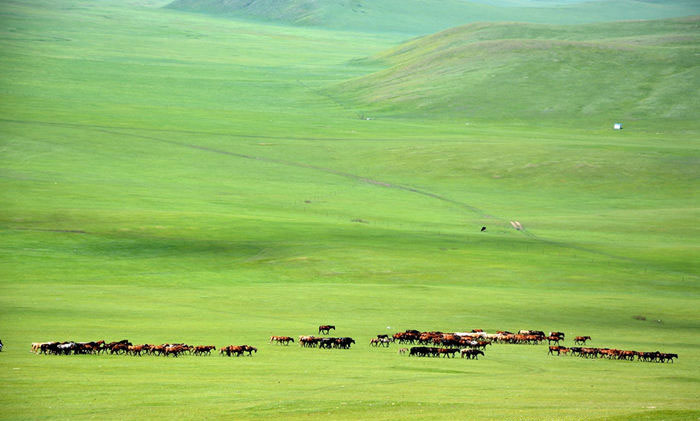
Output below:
[318,325,335,335]
[398,348,408,355]
[243,345,257,356]
[574,336,591,345]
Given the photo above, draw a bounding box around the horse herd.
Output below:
[30,340,253,358]
[548,346,678,363]
[389,329,561,347]
[29,326,678,364]
[403,347,485,359]
[272,335,357,349]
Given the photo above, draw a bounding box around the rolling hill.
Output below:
[329,16,700,123]
[165,0,700,34]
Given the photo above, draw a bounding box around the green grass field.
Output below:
[0,0,698,419]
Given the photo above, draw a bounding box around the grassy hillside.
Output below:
[165,0,700,34]
[330,17,700,124]
[1,0,698,420]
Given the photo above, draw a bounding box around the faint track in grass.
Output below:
[2,117,694,276]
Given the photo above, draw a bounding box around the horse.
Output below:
[193,345,216,356]
[299,336,320,348]
[546,336,563,345]
[127,345,147,356]
[270,336,294,345]
[574,336,591,345]
[164,345,185,357]
[661,353,678,363]
[337,337,355,349]
[110,343,129,355]
[460,349,484,359]
[438,348,459,358]
[318,325,335,335]
[579,348,598,358]
[219,345,244,357]
[409,347,429,357]
[319,338,336,349]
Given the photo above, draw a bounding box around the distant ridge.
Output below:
[166,0,324,25]
[165,0,700,34]
[329,16,700,122]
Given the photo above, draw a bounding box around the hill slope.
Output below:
[329,17,700,123]
[165,0,700,34]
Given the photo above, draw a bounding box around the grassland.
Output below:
[167,0,700,34]
[0,0,698,419]
[332,17,700,123]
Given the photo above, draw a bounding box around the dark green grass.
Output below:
[0,1,698,419]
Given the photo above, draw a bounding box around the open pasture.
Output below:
[0,0,698,419]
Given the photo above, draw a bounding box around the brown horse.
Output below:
[318,325,335,335]
[193,345,216,356]
[574,336,591,345]
[546,336,563,345]
[438,348,459,358]
[270,336,294,345]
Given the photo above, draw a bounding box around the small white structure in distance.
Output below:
[613,123,623,130]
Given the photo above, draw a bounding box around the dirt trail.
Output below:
[3,118,692,275]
